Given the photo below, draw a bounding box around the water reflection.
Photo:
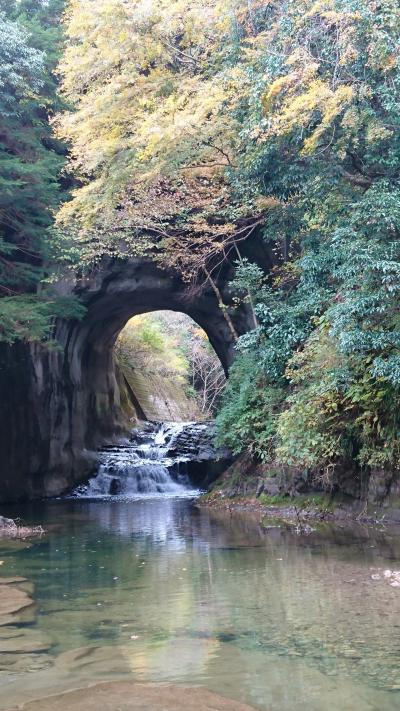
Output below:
[0,499,400,710]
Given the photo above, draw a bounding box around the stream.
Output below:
[1,425,400,710]
[72,422,201,499]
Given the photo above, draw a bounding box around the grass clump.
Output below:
[258,493,335,512]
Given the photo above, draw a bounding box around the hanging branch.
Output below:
[204,265,238,341]
[233,240,259,330]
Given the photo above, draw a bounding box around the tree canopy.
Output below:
[0,0,82,343]
[2,0,400,481]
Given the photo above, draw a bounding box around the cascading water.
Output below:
[73,423,201,499]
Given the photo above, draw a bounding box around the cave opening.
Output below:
[0,255,245,501]
[113,310,226,425]
[71,311,230,499]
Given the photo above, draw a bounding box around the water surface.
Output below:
[1,498,400,710]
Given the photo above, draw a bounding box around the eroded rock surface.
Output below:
[0,575,51,673]
[0,581,33,619]
[0,255,253,502]
[165,422,232,488]
[166,422,228,461]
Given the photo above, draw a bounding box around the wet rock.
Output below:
[0,626,51,653]
[0,582,33,620]
[0,576,28,585]
[5,681,258,711]
[165,422,225,460]
[109,478,121,495]
[0,516,16,528]
[165,422,232,488]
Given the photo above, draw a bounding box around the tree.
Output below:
[215,0,400,479]
[185,329,226,417]
[0,2,83,343]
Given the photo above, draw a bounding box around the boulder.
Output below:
[166,422,230,461]
[165,422,232,488]
[0,516,16,529]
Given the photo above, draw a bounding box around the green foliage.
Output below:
[215,0,400,480]
[0,1,82,344]
[0,294,85,344]
[115,312,225,418]
[115,314,189,383]
[259,493,335,512]
[2,0,400,479]
[216,353,285,460]
[276,330,351,472]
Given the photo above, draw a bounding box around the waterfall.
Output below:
[72,422,200,499]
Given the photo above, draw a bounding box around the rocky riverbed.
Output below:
[0,517,44,539]
[5,682,256,711]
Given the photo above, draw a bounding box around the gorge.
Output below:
[1,2,400,710]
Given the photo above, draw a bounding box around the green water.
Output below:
[1,498,400,710]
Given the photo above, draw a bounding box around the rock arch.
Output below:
[0,255,253,502]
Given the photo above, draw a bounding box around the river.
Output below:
[1,427,400,710]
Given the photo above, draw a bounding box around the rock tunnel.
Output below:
[0,255,255,502]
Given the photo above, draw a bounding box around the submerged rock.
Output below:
[0,626,51,654]
[0,579,33,622]
[5,681,257,711]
